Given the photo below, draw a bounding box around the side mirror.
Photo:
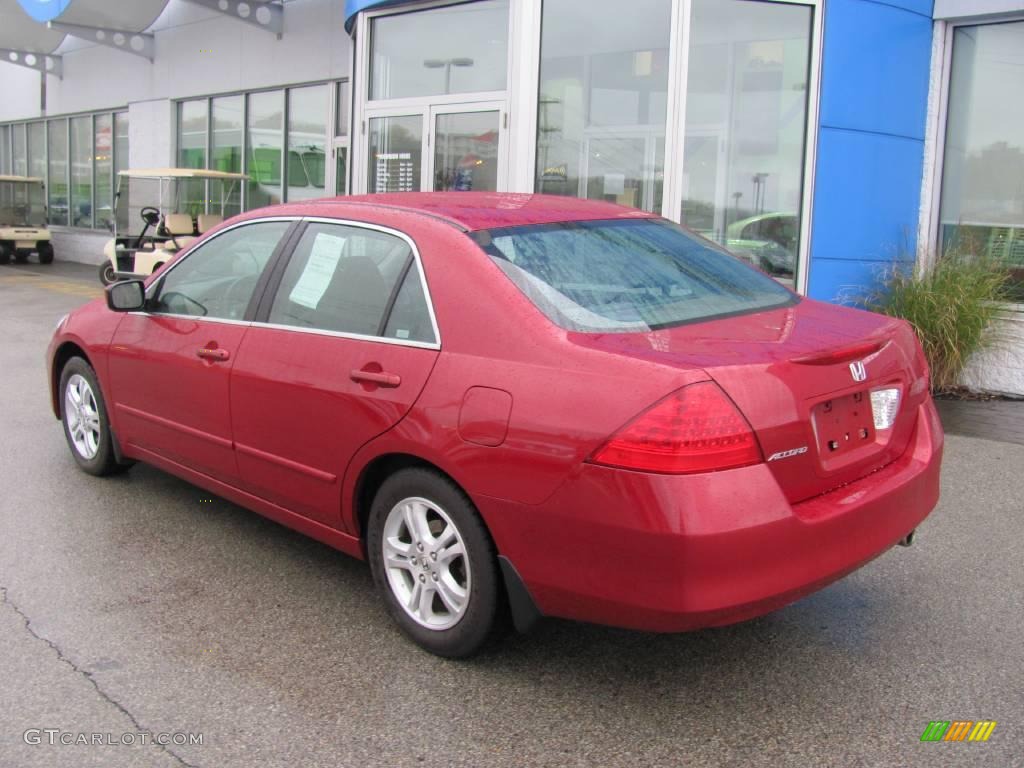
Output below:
[106,280,146,312]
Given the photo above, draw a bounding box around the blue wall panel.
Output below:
[808,0,934,302]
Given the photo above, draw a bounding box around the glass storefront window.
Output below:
[535,0,671,213]
[211,95,243,216]
[27,122,45,182]
[95,114,113,230]
[0,126,9,174]
[370,0,509,100]
[286,84,328,202]
[246,90,284,210]
[680,0,812,285]
[336,81,350,137]
[47,120,68,226]
[939,20,1024,301]
[13,125,27,177]
[178,100,208,216]
[367,115,422,193]
[70,116,92,227]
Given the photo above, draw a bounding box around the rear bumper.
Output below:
[480,398,944,632]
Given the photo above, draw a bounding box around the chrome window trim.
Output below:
[140,213,443,350]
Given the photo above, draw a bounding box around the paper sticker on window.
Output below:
[289,232,346,309]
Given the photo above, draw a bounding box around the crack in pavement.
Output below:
[0,585,200,768]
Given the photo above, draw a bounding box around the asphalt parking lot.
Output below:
[1,260,1022,768]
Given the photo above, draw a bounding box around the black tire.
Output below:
[367,468,504,658]
[13,251,29,264]
[0,242,11,264]
[98,261,116,286]
[58,357,129,477]
[37,242,54,265]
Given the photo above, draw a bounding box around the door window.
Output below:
[152,221,290,320]
[268,222,435,343]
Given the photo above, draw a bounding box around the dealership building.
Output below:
[0,0,1021,393]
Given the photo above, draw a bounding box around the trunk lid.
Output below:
[570,298,930,503]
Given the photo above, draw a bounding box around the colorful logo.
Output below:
[920,721,997,742]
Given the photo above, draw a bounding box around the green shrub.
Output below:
[864,254,1012,393]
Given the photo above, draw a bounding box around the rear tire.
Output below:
[37,242,54,264]
[59,357,127,477]
[367,468,504,658]
[0,243,10,264]
[98,261,116,285]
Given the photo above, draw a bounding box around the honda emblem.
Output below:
[850,361,867,382]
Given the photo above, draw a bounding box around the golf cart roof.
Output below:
[117,168,249,180]
[0,175,44,183]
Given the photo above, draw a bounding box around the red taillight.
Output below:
[589,381,763,474]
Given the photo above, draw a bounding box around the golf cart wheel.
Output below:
[37,242,54,265]
[0,243,10,265]
[98,262,116,285]
[14,251,28,264]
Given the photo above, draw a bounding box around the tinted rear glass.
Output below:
[473,218,796,333]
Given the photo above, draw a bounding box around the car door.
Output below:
[106,219,295,484]
[229,219,441,529]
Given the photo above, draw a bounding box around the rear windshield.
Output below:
[472,218,796,333]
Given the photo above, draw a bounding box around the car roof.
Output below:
[294,192,659,231]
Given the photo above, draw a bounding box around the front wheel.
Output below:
[59,357,125,476]
[367,468,504,658]
[37,242,54,264]
[98,261,116,285]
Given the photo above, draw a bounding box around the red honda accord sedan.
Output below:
[47,193,943,657]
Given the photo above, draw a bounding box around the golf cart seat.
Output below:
[163,213,197,250]
[197,213,223,233]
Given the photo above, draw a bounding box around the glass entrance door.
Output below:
[428,104,505,193]
[363,103,507,194]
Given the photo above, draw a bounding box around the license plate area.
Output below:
[813,392,875,458]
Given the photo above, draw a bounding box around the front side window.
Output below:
[474,218,795,333]
[269,222,435,342]
[153,221,290,320]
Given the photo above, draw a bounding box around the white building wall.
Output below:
[0,0,351,122]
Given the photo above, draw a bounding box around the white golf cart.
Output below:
[99,168,247,285]
[0,175,54,265]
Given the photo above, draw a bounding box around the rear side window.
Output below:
[268,222,435,343]
[473,218,796,333]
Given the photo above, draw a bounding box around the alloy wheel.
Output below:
[64,373,102,460]
[381,496,470,630]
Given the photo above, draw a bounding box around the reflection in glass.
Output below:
[287,84,328,202]
[95,114,113,230]
[27,122,45,183]
[367,115,422,193]
[335,146,349,196]
[70,116,92,227]
[0,126,9,174]
[212,95,243,216]
[246,90,284,210]
[47,120,68,226]
[177,100,207,216]
[536,0,670,213]
[370,0,508,100]
[434,111,499,192]
[13,124,27,176]
[681,0,812,285]
[940,21,1024,300]
[336,81,350,137]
